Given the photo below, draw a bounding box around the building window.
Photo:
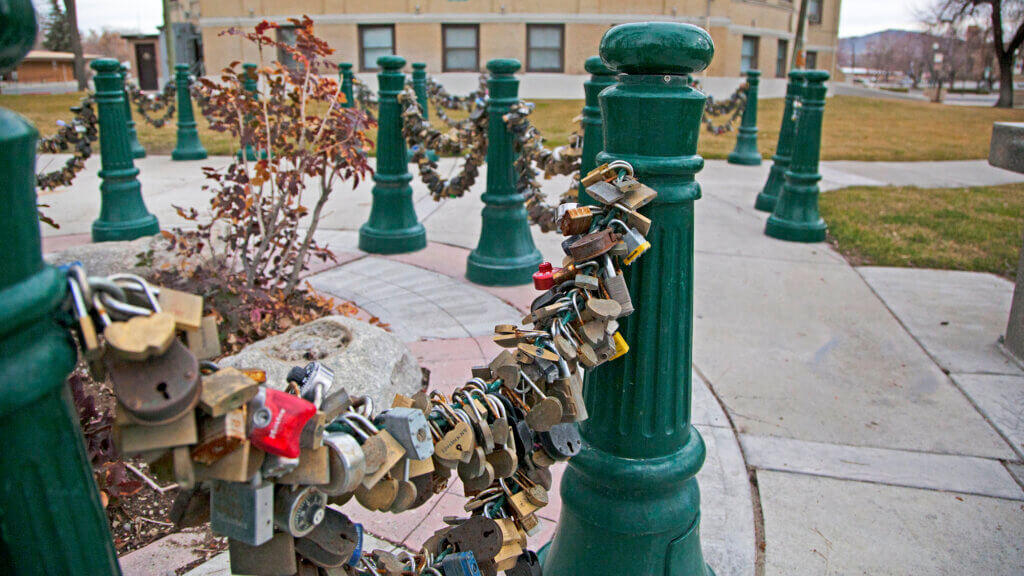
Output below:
[277,26,299,71]
[359,25,395,71]
[808,0,823,24]
[527,24,564,72]
[741,36,759,73]
[443,24,479,72]
[806,51,818,70]
[776,39,789,77]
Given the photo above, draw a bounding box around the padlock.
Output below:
[156,286,204,331]
[439,551,483,576]
[613,173,642,192]
[610,332,630,361]
[320,387,352,422]
[492,517,525,571]
[277,445,330,485]
[435,419,476,463]
[380,407,434,461]
[228,533,297,576]
[622,226,652,265]
[191,409,246,464]
[114,406,197,455]
[65,272,101,365]
[211,479,274,546]
[567,229,619,262]
[294,508,360,568]
[300,411,327,449]
[355,474,399,511]
[322,431,366,496]
[532,262,556,290]
[185,315,221,360]
[248,387,317,458]
[107,338,201,425]
[574,274,600,291]
[274,484,327,537]
[559,206,593,236]
[538,422,582,461]
[388,458,418,513]
[580,163,613,187]
[104,312,177,361]
[287,361,335,408]
[584,180,624,205]
[194,440,264,482]
[618,182,658,210]
[200,367,259,417]
[624,207,652,236]
[580,320,609,347]
[601,257,634,317]
[444,516,503,562]
[506,551,543,576]
[261,452,300,478]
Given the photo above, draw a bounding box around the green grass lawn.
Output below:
[4,91,1023,161]
[820,183,1024,280]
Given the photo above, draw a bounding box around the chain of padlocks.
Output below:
[702,83,748,135]
[36,96,99,191]
[57,160,655,576]
[422,75,488,131]
[127,81,178,128]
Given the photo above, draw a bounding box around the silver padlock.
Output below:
[601,255,633,317]
[262,453,301,479]
[322,431,367,496]
[287,361,335,408]
[380,407,434,461]
[210,479,274,546]
[274,485,327,537]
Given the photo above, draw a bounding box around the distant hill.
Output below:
[839,29,935,66]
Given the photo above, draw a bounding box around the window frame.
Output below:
[525,23,565,73]
[358,24,396,72]
[806,51,819,70]
[808,0,823,25]
[276,25,299,72]
[776,38,789,78]
[741,35,760,73]
[442,23,480,72]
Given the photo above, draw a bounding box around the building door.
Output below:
[135,43,159,90]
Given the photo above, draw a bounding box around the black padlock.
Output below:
[538,423,582,461]
[506,551,543,576]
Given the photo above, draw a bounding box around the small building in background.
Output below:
[123,33,165,91]
[0,50,99,94]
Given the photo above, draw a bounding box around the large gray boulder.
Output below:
[45,236,174,278]
[219,316,421,408]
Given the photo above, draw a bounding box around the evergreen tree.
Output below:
[42,0,74,53]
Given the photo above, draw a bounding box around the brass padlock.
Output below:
[157,286,204,331]
[191,408,246,465]
[199,367,259,418]
[185,315,221,360]
[114,406,197,455]
[104,312,177,361]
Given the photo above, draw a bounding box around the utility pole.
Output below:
[792,0,810,70]
[162,0,176,70]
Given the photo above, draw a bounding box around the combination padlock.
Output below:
[274,484,327,537]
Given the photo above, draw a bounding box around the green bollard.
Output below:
[408,62,439,163]
[0,4,121,574]
[237,63,258,161]
[755,69,807,212]
[727,69,762,165]
[171,63,208,161]
[120,63,146,159]
[339,62,354,109]
[765,70,830,243]
[577,55,617,206]
[540,22,715,576]
[465,59,543,286]
[358,55,427,254]
[90,58,160,242]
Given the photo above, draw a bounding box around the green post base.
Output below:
[339,63,354,109]
[172,63,207,161]
[727,70,761,166]
[755,70,806,212]
[90,58,159,243]
[764,70,830,244]
[359,56,427,255]
[466,58,542,286]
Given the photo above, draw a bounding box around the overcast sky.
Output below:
[36,0,926,39]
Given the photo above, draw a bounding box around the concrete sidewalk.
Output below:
[44,155,1024,575]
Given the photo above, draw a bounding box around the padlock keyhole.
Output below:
[156,382,170,399]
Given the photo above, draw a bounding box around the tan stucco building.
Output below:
[197,0,841,79]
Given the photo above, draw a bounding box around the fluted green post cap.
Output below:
[487,58,521,75]
[90,57,120,73]
[746,69,761,78]
[788,68,809,80]
[244,62,257,70]
[339,62,352,71]
[412,62,426,70]
[0,0,36,74]
[805,70,830,82]
[378,55,405,70]
[585,55,614,76]
[175,62,189,72]
[600,22,713,75]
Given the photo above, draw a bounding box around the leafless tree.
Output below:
[63,0,87,91]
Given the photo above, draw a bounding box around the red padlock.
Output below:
[248,387,316,458]
[533,262,556,290]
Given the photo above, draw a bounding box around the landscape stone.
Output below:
[989,122,1024,174]
[220,315,422,409]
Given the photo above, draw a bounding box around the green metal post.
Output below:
[339,62,354,109]
[466,59,543,286]
[541,22,715,576]
[237,62,258,161]
[90,58,160,242]
[358,55,427,254]
[755,70,806,212]
[0,4,121,574]
[765,70,830,243]
[727,69,761,166]
[577,55,617,206]
[171,63,207,161]
[408,62,439,163]
[120,63,146,159]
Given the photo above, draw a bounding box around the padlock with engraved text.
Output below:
[247,387,316,459]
